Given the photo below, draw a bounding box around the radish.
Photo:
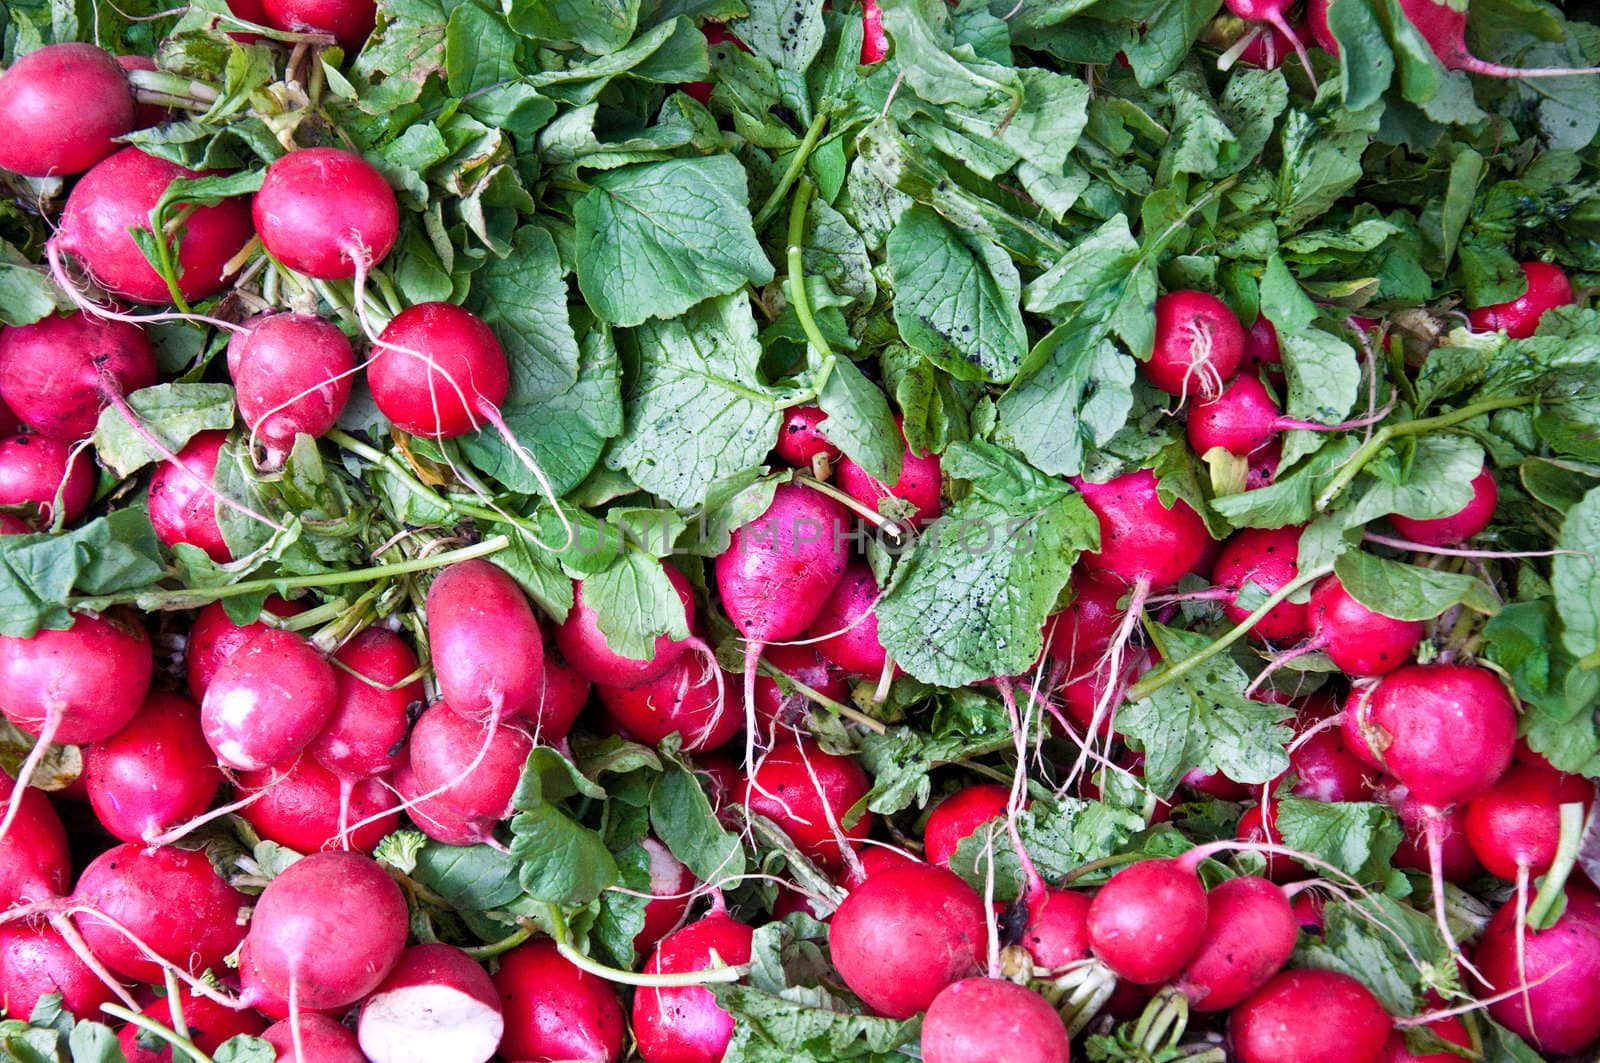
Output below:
[1212,525,1309,643]
[773,405,840,468]
[1146,291,1246,401]
[0,44,134,177]
[1357,663,1516,808]
[252,148,398,282]
[1019,886,1092,971]
[835,417,943,527]
[0,433,96,525]
[148,431,231,562]
[1075,468,1210,592]
[118,989,267,1063]
[633,911,754,1063]
[1466,261,1575,339]
[1464,760,1592,882]
[920,978,1072,1063]
[83,691,221,844]
[262,1013,365,1062]
[0,922,124,1020]
[237,758,400,854]
[1478,887,1600,1055]
[1373,1017,1471,1063]
[51,148,253,305]
[185,596,306,700]
[201,628,339,771]
[408,700,531,822]
[358,943,503,1063]
[1044,574,1126,664]
[426,559,545,723]
[537,629,592,745]
[71,842,250,982]
[1241,315,1283,373]
[0,311,156,442]
[0,772,69,908]
[245,850,409,1010]
[1237,800,1308,883]
[1285,715,1375,803]
[229,313,357,466]
[741,738,873,870]
[556,562,698,688]
[310,627,420,782]
[596,646,741,753]
[1177,875,1298,1011]
[1388,788,1481,883]
[392,750,493,847]
[1229,968,1392,1063]
[1183,765,1252,801]
[861,0,889,63]
[261,0,377,50]
[1312,0,1600,80]
[1387,465,1498,546]
[1187,373,1282,457]
[1307,575,1425,676]
[494,938,626,1063]
[829,863,989,1019]
[1086,858,1208,984]
[1225,0,1317,86]
[923,784,1011,868]
[368,303,509,439]
[837,846,920,889]
[804,562,890,678]
[636,835,697,954]
[749,643,848,734]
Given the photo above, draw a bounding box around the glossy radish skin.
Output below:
[742,739,873,870]
[1390,791,1481,883]
[358,944,503,1063]
[1361,664,1516,808]
[921,978,1072,1063]
[1240,315,1282,372]
[148,431,230,561]
[536,634,590,744]
[749,643,848,733]
[837,846,921,890]
[0,610,152,744]
[1467,262,1575,339]
[1147,291,1246,400]
[1087,858,1208,983]
[836,434,943,526]
[636,836,696,953]
[1045,574,1126,663]
[252,148,398,279]
[1286,724,1374,803]
[409,701,531,821]
[201,628,338,771]
[184,596,305,700]
[805,562,888,677]
[1213,525,1307,642]
[0,434,96,525]
[1308,576,1424,676]
[633,912,754,1063]
[55,148,253,305]
[1238,800,1309,884]
[370,303,510,439]
[230,313,357,464]
[1478,889,1600,1055]
[1076,468,1211,590]
[118,989,267,1063]
[716,483,852,644]
[1177,876,1297,1011]
[1021,887,1093,969]
[262,1014,366,1062]
[309,628,419,781]
[393,750,493,847]
[426,559,544,722]
[262,0,377,49]
[595,656,741,752]
[774,405,840,466]
[557,562,696,687]
[246,851,409,1010]
[1229,969,1392,1063]
[72,843,250,981]
[496,939,626,1063]
[0,311,156,442]
[830,864,989,1019]
[923,784,1011,868]
[0,772,70,907]
[1374,1017,1472,1063]
[0,44,134,177]
[1463,760,1592,881]
[1187,373,1281,456]
[0,922,122,1021]
[237,758,400,854]
[83,692,221,844]
[1388,465,1498,546]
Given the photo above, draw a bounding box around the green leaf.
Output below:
[507,0,641,55]
[212,1036,276,1063]
[65,1021,122,1063]
[947,798,1146,902]
[410,842,527,910]
[1293,895,1458,1014]
[1333,550,1500,622]
[0,510,167,637]
[1554,486,1600,666]
[995,330,1137,478]
[1326,0,1395,109]
[509,803,618,905]
[1340,435,1483,528]
[0,262,68,326]
[650,763,746,883]
[716,983,917,1061]
[733,0,824,115]
[578,550,691,661]
[444,0,518,94]
[574,156,774,327]
[472,226,580,404]
[1258,256,1317,334]
[1274,796,1403,885]
[816,355,902,485]
[92,383,236,479]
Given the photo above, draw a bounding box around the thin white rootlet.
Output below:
[358,985,505,1063]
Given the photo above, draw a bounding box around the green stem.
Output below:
[784,178,837,395]
[1060,852,1142,885]
[796,474,904,540]
[1313,395,1537,512]
[752,112,830,230]
[761,663,887,734]
[543,907,748,987]
[265,595,350,632]
[126,68,220,106]
[1528,802,1587,929]
[101,1004,213,1063]
[463,926,532,959]
[1123,563,1335,703]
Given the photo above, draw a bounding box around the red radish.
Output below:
[0,44,134,177]
[1086,858,1208,984]
[148,431,230,561]
[0,772,69,908]
[773,405,840,467]
[596,655,740,752]
[1187,373,1282,457]
[861,0,889,63]
[408,701,531,821]
[1184,765,1253,802]
[749,643,849,734]
[1146,291,1246,401]
[237,758,400,854]
[83,691,221,844]
[495,938,626,1063]
[633,912,754,1063]
[310,627,420,781]
[1307,575,1425,676]
[185,596,306,700]
[1311,0,1600,80]
[1212,525,1308,643]
[636,836,696,953]
[1020,887,1092,969]
[1229,968,1392,1063]
[229,313,357,465]
[1177,875,1298,1011]
[557,562,697,688]
[1286,721,1375,803]
[1467,262,1575,339]
[393,750,494,847]
[1387,465,1498,546]
[741,739,873,870]
[1056,656,1142,739]
[253,148,398,281]
[1463,760,1592,882]
[245,851,408,1010]
[0,433,96,525]
[357,943,503,1063]
[114,55,170,130]
[1076,468,1210,592]
[1292,892,1325,933]
[1044,574,1126,664]
[72,843,249,982]
[923,784,1011,868]
[837,846,920,889]
[369,303,509,439]
[836,426,943,527]
[52,148,253,305]
[829,864,988,1019]
[261,0,376,49]
[920,977,1071,1063]
[804,562,889,677]
[1374,1017,1472,1063]
[1237,800,1308,883]
[426,560,544,723]
[1225,0,1317,85]
[1478,888,1600,1055]
[537,631,592,744]
[201,628,338,771]
[1247,439,1282,489]
[118,989,267,1063]
[0,311,156,442]
[1358,663,1516,808]
[0,922,123,1020]
[262,1013,365,1062]
[1389,790,1481,883]
[1241,315,1282,373]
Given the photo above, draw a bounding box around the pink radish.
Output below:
[358,943,503,1063]
[1478,887,1600,1055]
[1284,710,1375,803]
[1044,574,1126,664]
[393,749,494,847]
[742,739,873,870]
[0,433,96,525]
[237,758,400,854]
[1075,468,1210,591]
[1374,1017,1472,1063]
[1086,858,1208,984]
[1188,373,1283,456]
[1387,465,1498,546]
[633,911,754,1063]
[773,405,840,467]
[556,562,697,687]
[1237,800,1308,883]
[537,629,592,744]
[837,846,921,889]
[1313,0,1600,80]
[229,312,357,465]
[1225,0,1317,86]
[1241,315,1282,373]
[1177,875,1298,1011]
[921,978,1071,1063]
[0,922,124,1020]
[1146,291,1246,401]
[0,311,156,442]
[829,863,988,1019]
[1467,261,1575,339]
[495,938,626,1063]
[1388,787,1482,884]
[245,850,408,1010]
[1229,968,1392,1063]
[252,148,398,281]
[0,772,69,908]
[1464,760,1592,882]
[310,627,420,781]
[200,627,338,771]
[0,43,134,177]
[1212,525,1309,643]
[1020,887,1092,969]
[804,562,890,678]
[185,596,305,700]
[835,418,943,527]
[83,691,221,844]
[408,701,531,822]
[636,836,696,953]
[118,989,267,1063]
[1183,764,1252,802]
[923,784,1010,868]
[261,0,377,49]
[1307,574,1425,676]
[861,0,888,63]
[148,431,231,561]
[368,303,510,439]
[262,1013,365,1062]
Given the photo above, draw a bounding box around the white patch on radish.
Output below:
[358,983,504,1063]
[215,686,260,729]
